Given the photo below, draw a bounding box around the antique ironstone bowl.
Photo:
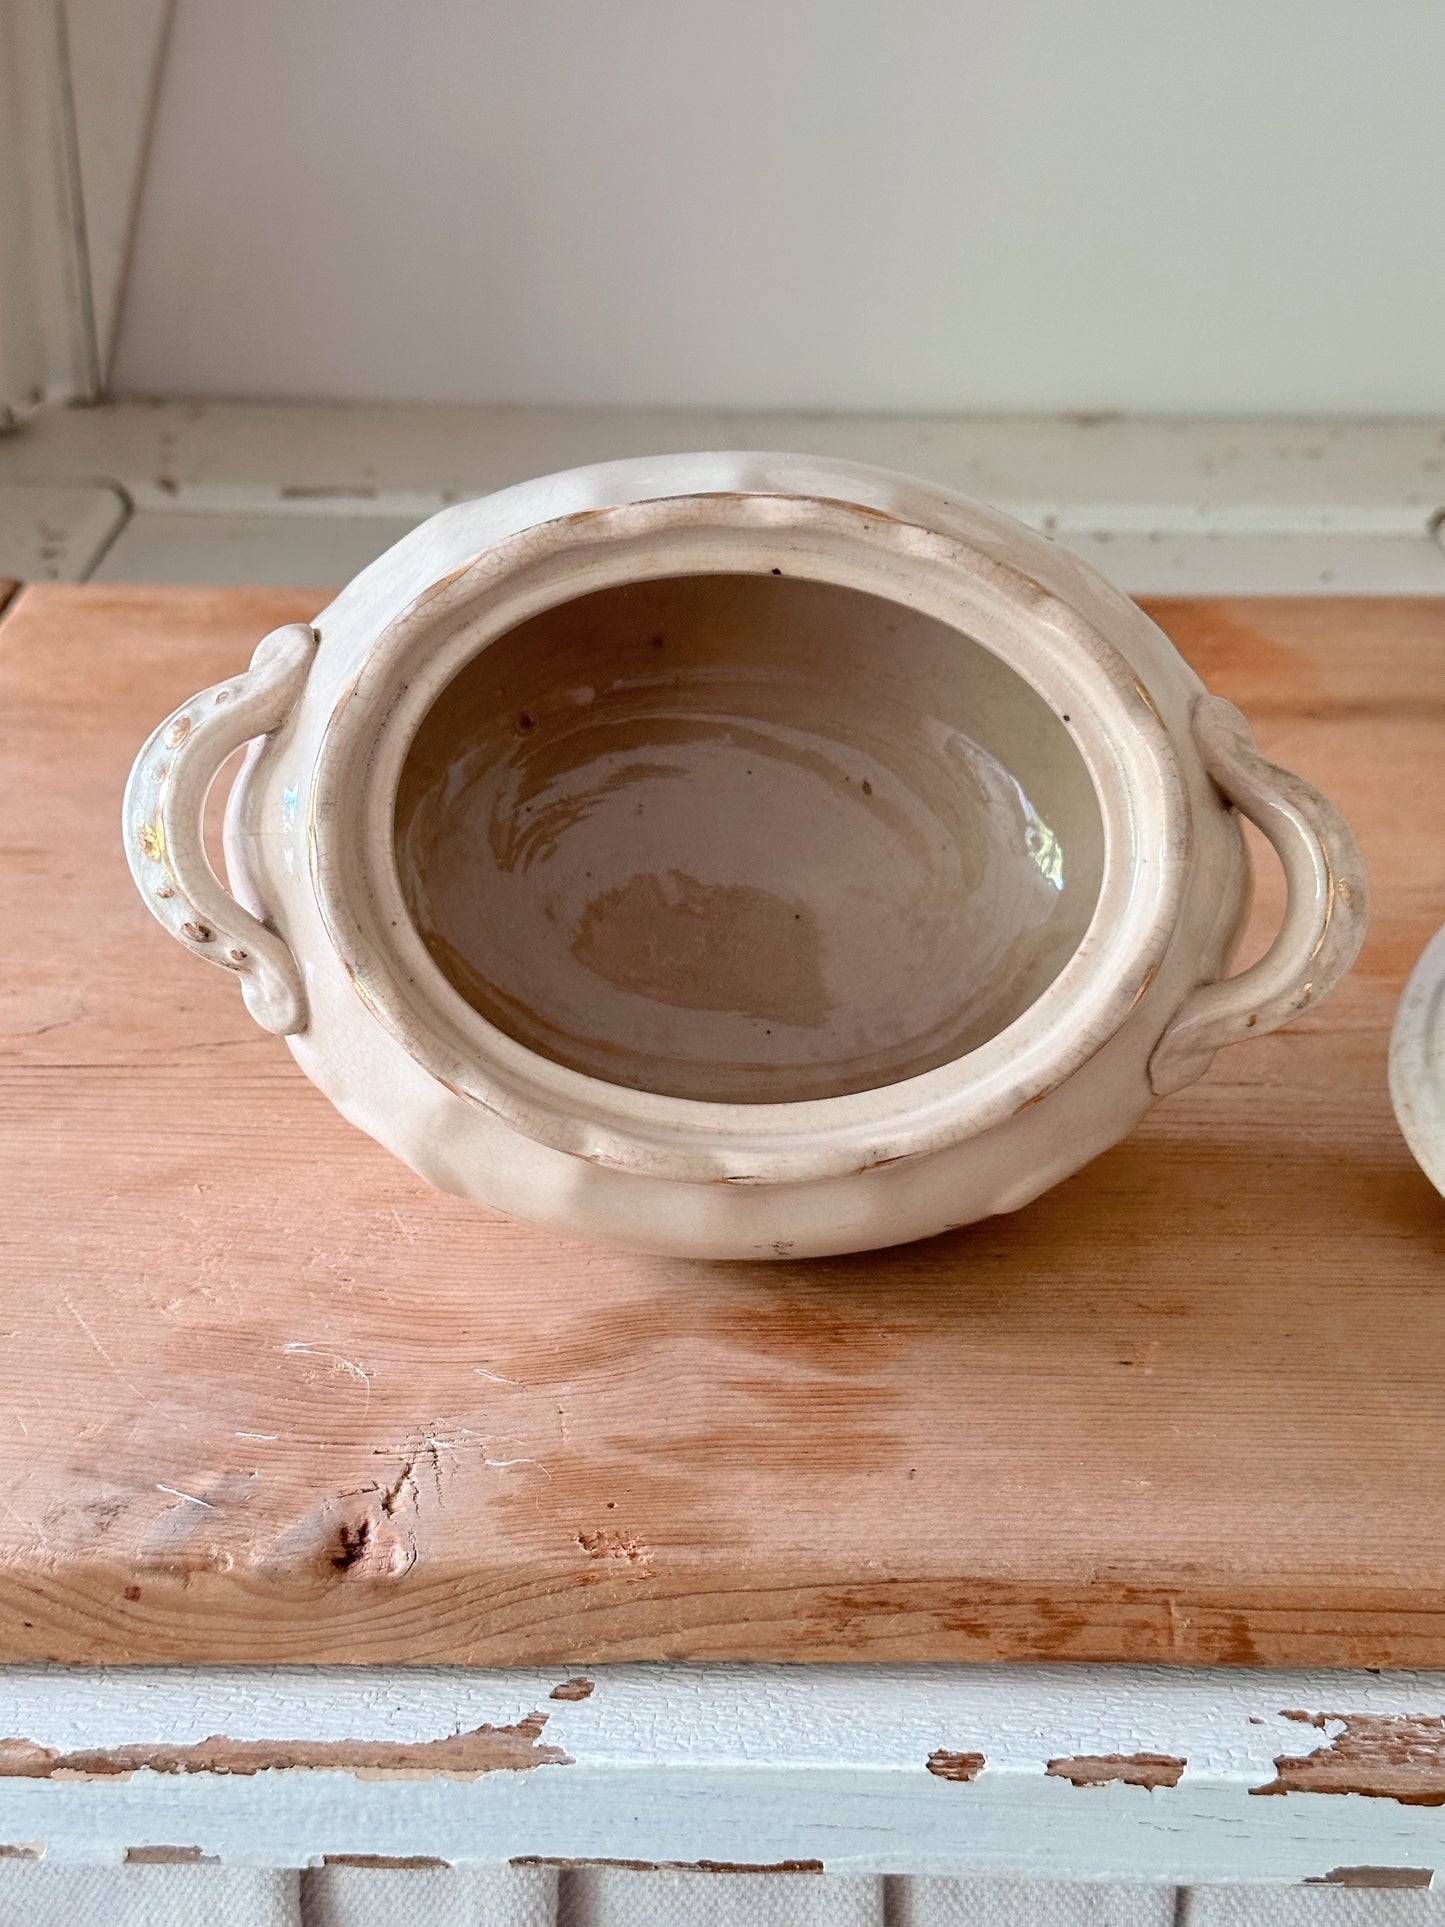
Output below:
[125,454,1366,1257]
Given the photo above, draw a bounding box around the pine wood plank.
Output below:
[0,583,1442,1666]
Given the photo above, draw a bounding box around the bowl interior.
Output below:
[394,572,1104,1104]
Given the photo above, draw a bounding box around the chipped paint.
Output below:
[926,1749,986,1782]
[6,1656,1445,1875]
[513,1856,824,1874]
[1046,1753,1185,1789]
[1253,1712,1445,1805]
[323,1853,452,1868]
[550,1678,595,1702]
[1308,1868,1435,1888]
[0,1713,570,1782]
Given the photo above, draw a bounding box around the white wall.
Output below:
[113,0,1445,415]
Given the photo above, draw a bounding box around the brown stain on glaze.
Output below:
[926,1748,986,1781]
[1308,1868,1435,1888]
[0,1712,569,1782]
[1253,1712,1445,1805]
[550,1676,595,1701]
[1046,1752,1185,1789]
[572,870,831,1028]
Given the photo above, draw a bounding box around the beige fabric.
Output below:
[897,1881,1176,1927]
[0,1863,300,1927]
[2,1868,1443,1927]
[303,1864,555,1927]
[1184,1889,1445,1927]
[560,1868,883,1927]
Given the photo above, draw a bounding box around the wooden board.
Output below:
[2,584,1444,1668]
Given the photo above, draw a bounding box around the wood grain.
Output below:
[1,583,1443,1666]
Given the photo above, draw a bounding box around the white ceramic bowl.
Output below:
[1390,927,1445,1194]
[124,454,1366,1258]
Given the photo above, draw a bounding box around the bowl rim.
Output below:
[308,490,1190,1185]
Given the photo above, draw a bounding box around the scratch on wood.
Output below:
[1047,1753,1186,1789]
[0,1712,570,1782]
[61,1298,158,1410]
[926,1748,986,1782]
[1253,1712,1445,1805]
[155,1485,216,1510]
[283,1343,372,1410]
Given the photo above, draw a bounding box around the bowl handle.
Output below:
[123,622,317,1036]
[1148,694,1367,1096]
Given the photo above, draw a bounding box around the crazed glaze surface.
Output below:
[123,453,1368,1257]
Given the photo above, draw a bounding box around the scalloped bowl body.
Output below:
[120,452,1365,1258]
